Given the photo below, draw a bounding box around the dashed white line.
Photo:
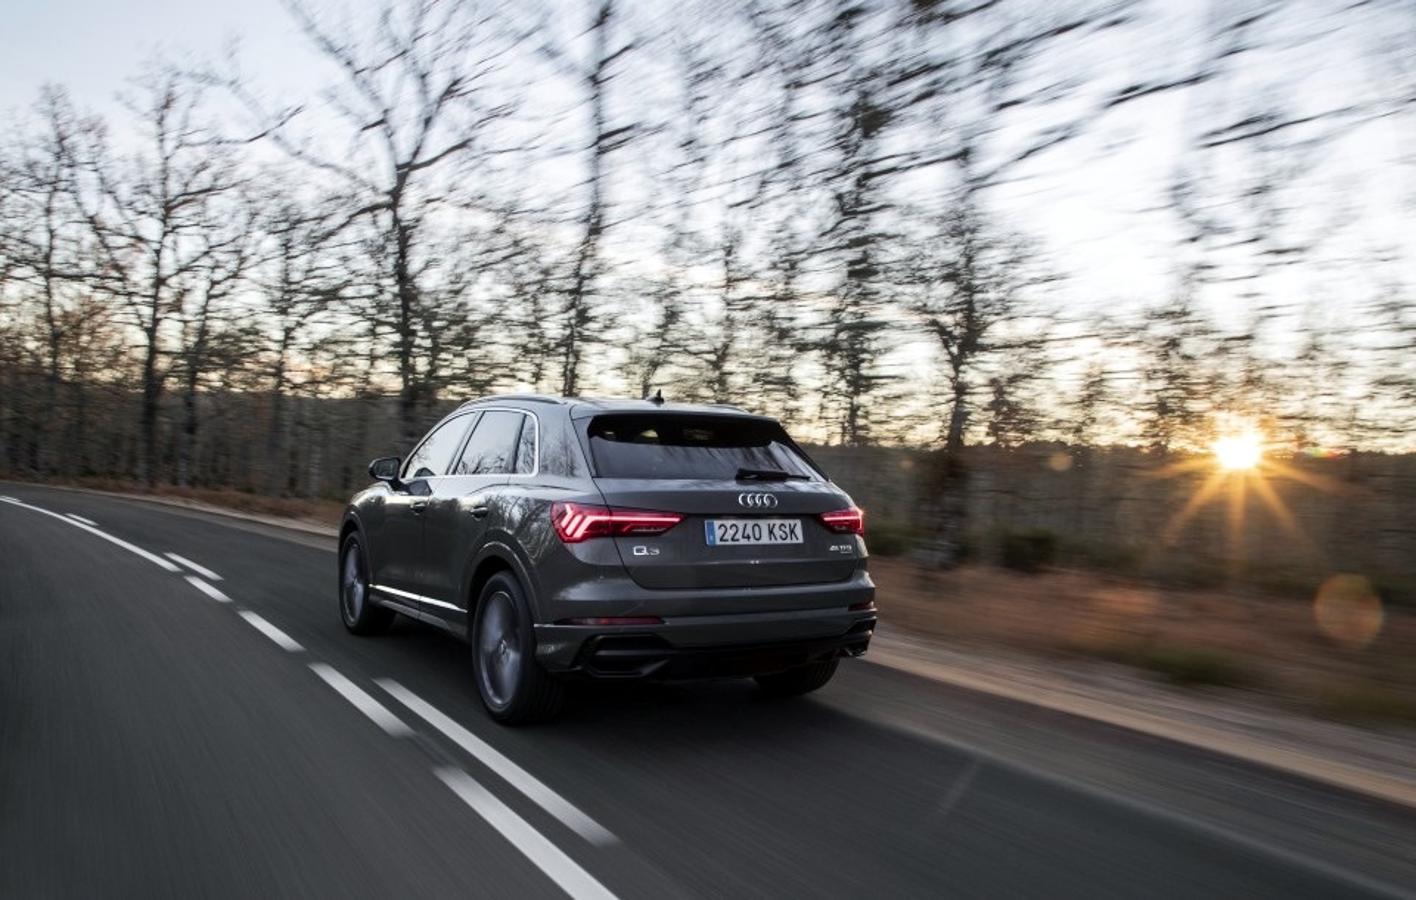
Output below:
[938,757,981,822]
[0,497,180,572]
[0,496,18,503]
[378,678,617,846]
[435,767,619,900]
[165,552,222,581]
[309,664,412,737]
[67,514,98,527]
[185,575,231,603]
[237,610,304,652]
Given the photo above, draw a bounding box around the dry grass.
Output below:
[872,558,1416,721]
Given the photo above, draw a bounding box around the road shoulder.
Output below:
[870,626,1416,809]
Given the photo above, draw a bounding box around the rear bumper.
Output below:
[533,607,877,679]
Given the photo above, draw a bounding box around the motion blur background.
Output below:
[2,0,1413,719]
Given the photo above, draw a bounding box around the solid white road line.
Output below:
[0,497,180,572]
[237,610,304,652]
[67,513,98,527]
[165,552,222,581]
[378,679,617,846]
[185,575,231,603]
[435,767,619,900]
[309,664,412,737]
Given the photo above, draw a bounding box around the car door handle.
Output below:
[470,505,490,519]
[411,499,429,514]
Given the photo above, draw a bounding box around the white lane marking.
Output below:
[0,496,18,503]
[185,575,231,603]
[165,552,222,581]
[435,767,619,900]
[309,664,412,737]
[937,757,981,822]
[0,497,180,571]
[67,514,98,527]
[237,610,304,652]
[379,679,616,846]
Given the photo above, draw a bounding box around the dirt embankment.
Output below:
[871,557,1416,723]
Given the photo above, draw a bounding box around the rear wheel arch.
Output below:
[464,545,539,620]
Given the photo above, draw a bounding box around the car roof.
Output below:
[457,394,773,421]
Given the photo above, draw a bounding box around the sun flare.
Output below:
[1212,433,1263,471]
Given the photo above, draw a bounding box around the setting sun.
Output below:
[1213,433,1263,470]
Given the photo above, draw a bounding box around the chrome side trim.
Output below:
[371,583,422,602]
[420,596,463,613]
[371,583,464,614]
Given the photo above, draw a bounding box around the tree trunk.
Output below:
[139,323,162,486]
[392,215,422,447]
[265,335,290,495]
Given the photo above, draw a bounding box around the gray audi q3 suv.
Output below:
[338,394,876,723]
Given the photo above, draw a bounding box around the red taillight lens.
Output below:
[818,506,865,535]
[551,501,683,543]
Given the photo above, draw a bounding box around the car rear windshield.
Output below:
[586,414,818,480]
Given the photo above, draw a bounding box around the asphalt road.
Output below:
[2,482,1413,899]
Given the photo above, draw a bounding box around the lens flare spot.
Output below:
[1314,574,1384,649]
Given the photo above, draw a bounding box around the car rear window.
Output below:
[586,414,817,480]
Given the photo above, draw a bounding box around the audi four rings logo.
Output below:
[737,492,778,509]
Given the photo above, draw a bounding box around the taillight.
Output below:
[818,506,865,535]
[551,501,683,543]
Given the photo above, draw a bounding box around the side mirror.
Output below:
[368,456,402,486]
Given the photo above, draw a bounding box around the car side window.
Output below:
[453,410,524,476]
[403,413,475,480]
[514,416,536,474]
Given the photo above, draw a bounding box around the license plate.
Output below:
[705,518,803,546]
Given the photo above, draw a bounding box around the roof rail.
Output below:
[459,393,565,407]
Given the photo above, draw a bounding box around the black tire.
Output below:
[754,658,839,697]
[339,533,395,635]
[472,572,564,724]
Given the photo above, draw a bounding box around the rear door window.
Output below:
[514,417,537,474]
[453,410,525,476]
[586,414,816,480]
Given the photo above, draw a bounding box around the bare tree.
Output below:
[544,0,637,397]
[1136,293,1215,455]
[88,67,237,484]
[2,87,109,473]
[903,198,1048,561]
[174,188,261,486]
[224,0,520,444]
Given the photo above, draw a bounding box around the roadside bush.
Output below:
[1371,573,1416,609]
[1138,645,1254,688]
[1145,557,1227,591]
[868,521,923,557]
[1314,683,1416,723]
[1063,538,1141,574]
[1000,528,1057,573]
